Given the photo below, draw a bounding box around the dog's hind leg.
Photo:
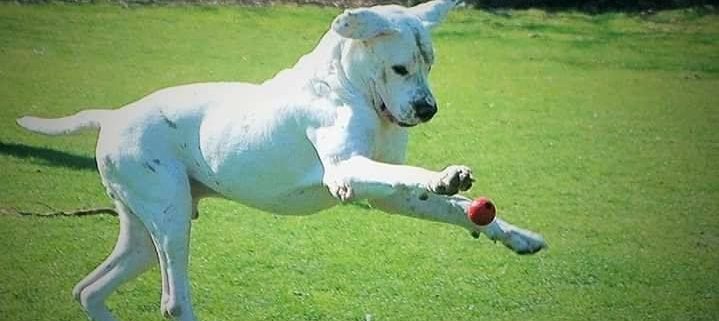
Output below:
[141,201,195,321]
[73,201,157,321]
[142,197,196,321]
[113,162,197,321]
[99,146,198,320]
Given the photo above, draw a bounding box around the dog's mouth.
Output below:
[378,101,416,128]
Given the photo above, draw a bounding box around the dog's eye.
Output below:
[392,65,409,76]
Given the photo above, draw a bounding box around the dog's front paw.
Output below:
[502,228,546,255]
[428,165,474,195]
[481,220,546,255]
[327,180,354,202]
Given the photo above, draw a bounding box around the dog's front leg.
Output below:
[370,192,546,255]
[322,155,473,201]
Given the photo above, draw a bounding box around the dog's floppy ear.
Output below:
[408,0,461,29]
[332,8,397,40]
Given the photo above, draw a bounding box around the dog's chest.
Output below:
[370,124,409,164]
[188,91,408,214]
[190,108,335,215]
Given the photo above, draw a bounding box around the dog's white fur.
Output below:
[17,1,545,320]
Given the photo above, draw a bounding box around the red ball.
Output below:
[467,197,496,226]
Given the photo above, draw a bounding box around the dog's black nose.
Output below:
[414,99,437,122]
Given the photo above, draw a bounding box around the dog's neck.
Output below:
[264,32,371,109]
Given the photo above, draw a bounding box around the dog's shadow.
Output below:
[0,141,97,171]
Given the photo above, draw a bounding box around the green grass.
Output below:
[1,3,718,321]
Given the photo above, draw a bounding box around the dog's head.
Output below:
[331,0,460,127]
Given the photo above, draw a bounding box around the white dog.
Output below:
[17,1,545,320]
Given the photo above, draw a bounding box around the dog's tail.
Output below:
[16,109,111,136]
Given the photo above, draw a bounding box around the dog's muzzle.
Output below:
[413,99,438,122]
[380,102,414,127]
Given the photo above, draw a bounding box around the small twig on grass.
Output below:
[0,206,117,217]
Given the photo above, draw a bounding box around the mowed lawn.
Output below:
[1,3,718,321]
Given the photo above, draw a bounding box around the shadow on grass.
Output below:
[0,141,97,171]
